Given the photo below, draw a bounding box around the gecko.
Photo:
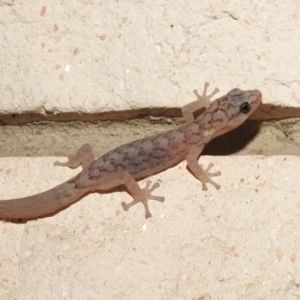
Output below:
[0,83,262,219]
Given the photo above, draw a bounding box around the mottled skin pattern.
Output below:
[0,83,262,219]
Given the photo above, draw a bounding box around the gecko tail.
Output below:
[0,189,62,219]
[0,180,89,219]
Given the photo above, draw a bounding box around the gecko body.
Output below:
[0,83,262,219]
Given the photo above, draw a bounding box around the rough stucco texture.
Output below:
[1,156,300,299]
[0,1,299,114]
[1,1,300,300]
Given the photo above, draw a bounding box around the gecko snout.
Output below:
[251,89,262,103]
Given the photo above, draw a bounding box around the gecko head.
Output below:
[202,87,262,139]
[224,88,262,127]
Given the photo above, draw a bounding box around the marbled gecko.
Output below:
[0,83,262,219]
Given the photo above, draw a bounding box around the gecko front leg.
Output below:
[181,82,220,123]
[54,144,95,169]
[186,143,221,191]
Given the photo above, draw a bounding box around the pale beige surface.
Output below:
[1,156,300,299]
[0,1,299,114]
[1,1,300,300]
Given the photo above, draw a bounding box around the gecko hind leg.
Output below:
[54,144,95,169]
[122,180,165,218]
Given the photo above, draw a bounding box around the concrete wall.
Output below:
[1,1,300,299]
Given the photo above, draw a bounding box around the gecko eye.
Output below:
[239,102,251,114]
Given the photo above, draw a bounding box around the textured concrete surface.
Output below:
[0,1,299,115]
[1,1,300,300]
[1,156,300,299]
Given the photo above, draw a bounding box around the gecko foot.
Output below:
[54,144,95,169]
[193,82,220,107]
[182,82,220,123]
[122,180,165,218]
[199,163,221,191]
